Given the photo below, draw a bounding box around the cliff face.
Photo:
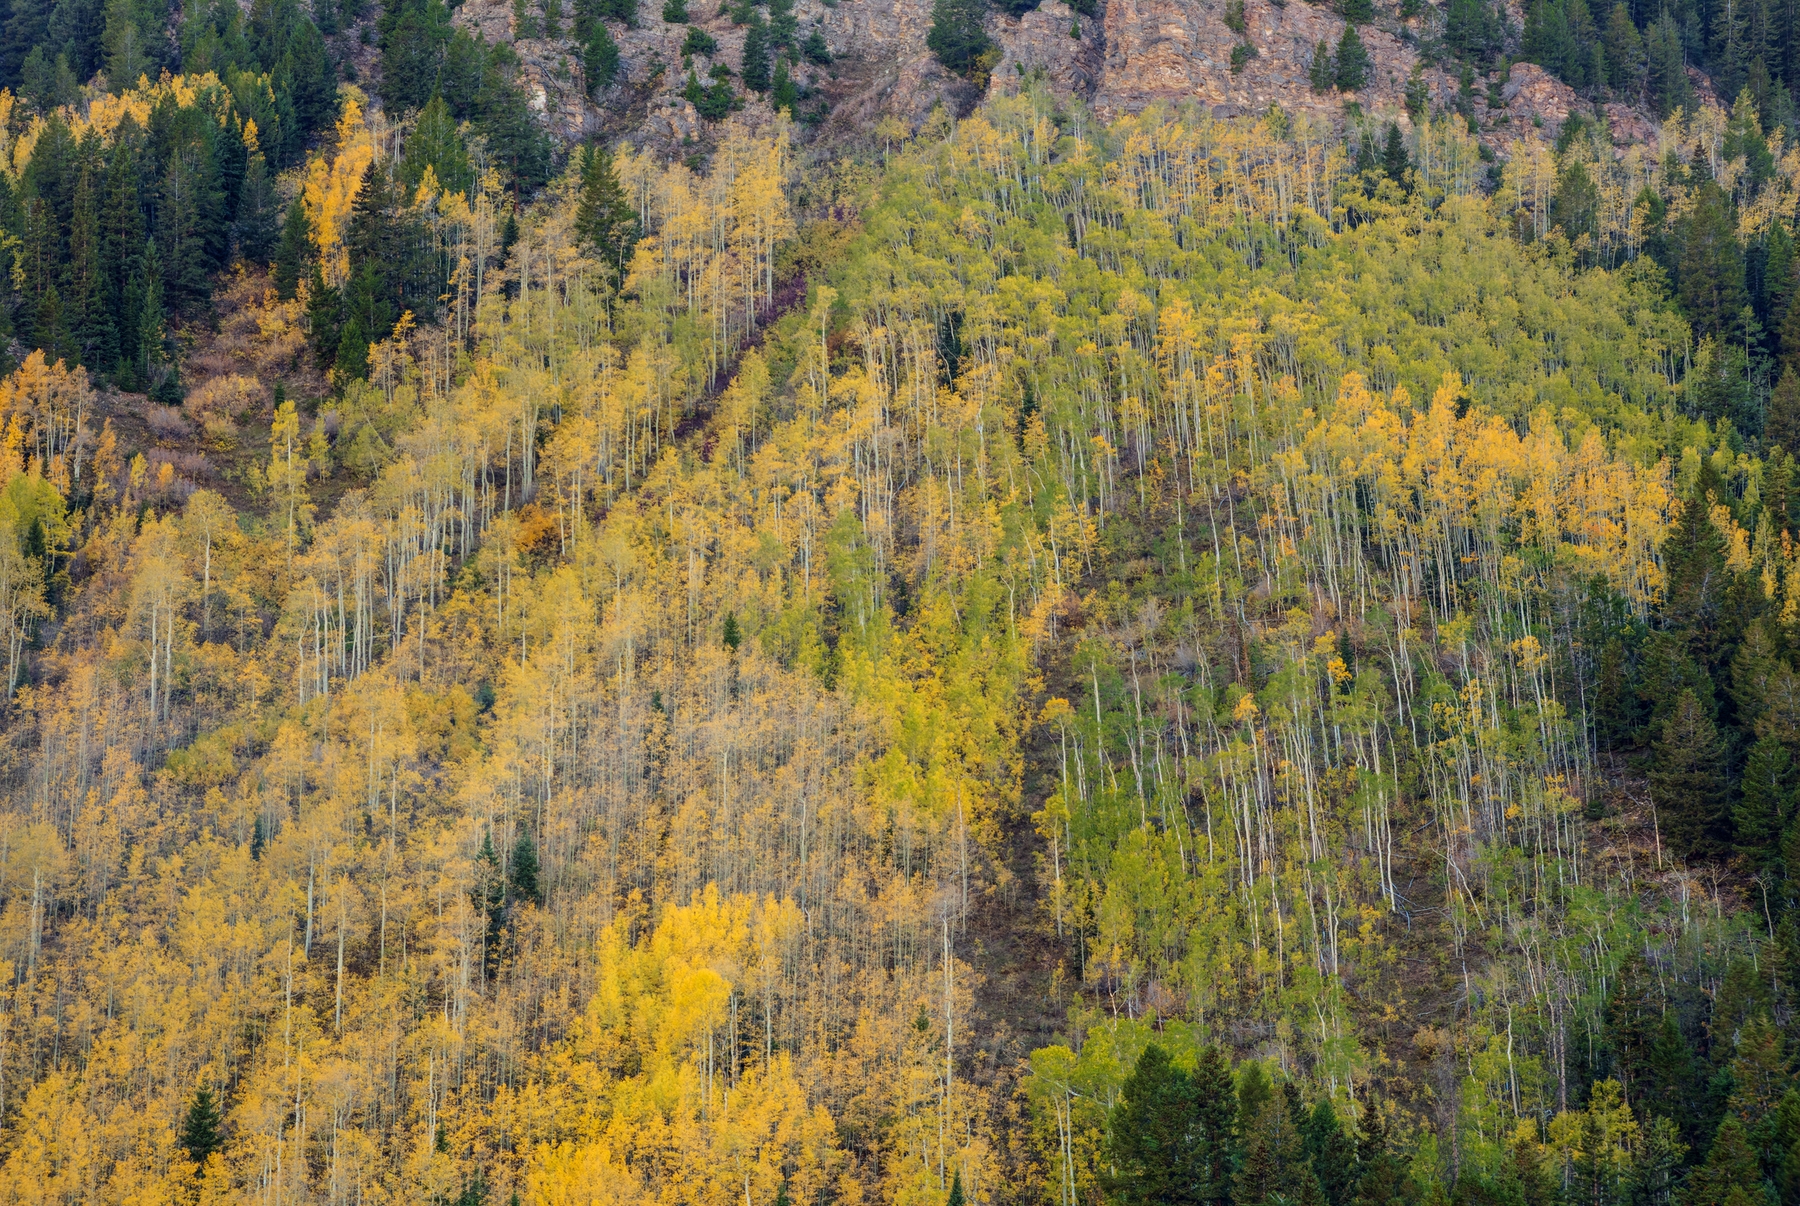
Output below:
[446,0,1662,156]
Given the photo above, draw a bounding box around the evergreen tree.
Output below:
[1604,1,1646,92]
[1303,1099,1359,1206]
[926,0,994,79]
[1630,1116,1687,1206]
[509,828,540,904]
[401,94,473,196]
[1683,1117,1764,1206]
[1645,14,1695,116]
[771,57,797,112]
[575,144,639,282]
[1335,24,1370,90]
[1766,220,1797,350]
[1553,159,1600,243]
[379,0,453,114]
[1404,65,1429,117]
[1678,186,1750,342]
[1661,466,1732,660]
[1446,0,1503,62]
[1381,123,1409,185]
[946,1171,964,1206]
[585,21,620,91]
[272,200,312,300]
[1310,39,1336,90]
[1237,1089,1322,1206]
[741,16,770,90]
[179,1085,223,1166]
[1106,1044,1209,1206]
[475,45,553,191]
[1651,687,1730,857]
[1351,1110,1418,1206]
[235,150,278,263]
[307,262,341,367]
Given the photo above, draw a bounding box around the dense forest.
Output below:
[5,0,1800,1194]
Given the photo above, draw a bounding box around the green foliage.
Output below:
[179,1086,222,1166]
[684,68,735,118]
[509,829,540,904]
[575,144,640,281]
[927,0,996,80]
[401,94,474,197]
[1334,24,1370,90]
[683,24,719,54]
[1446,0,1504,63]
[741,16,771,90]
[585,20,621,90]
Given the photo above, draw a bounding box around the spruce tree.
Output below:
[1661,466,1731,660]
[1773,368,1800,452]
[1381,122,1409,184]
[1303,1099,1359,1206]
[402,95,474,197]
[273,201,312,301]
[509,828,540,904]
[1678,184,1750,341]
[946,1171,965,1206]
[1645,14,1694,116]
[585,21,621,90]
[1105,1044,1208,1206]
[1310,39,1336,90]
[741,17,771,90]
[1684,1117,1763,1206]
[1335,25,1370,91]
[772,58,797,112]
[575,145,639,282]
[1603,2,1645,92]
[179,1085,223,1166]
[1651,687,1729,857]
[235,151,279,264]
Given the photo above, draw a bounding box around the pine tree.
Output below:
[1684,1117,1763,1206]
[1404,65,1429,116]
[946,1171,965,1206]
[1335,25,1371,90]
[379,0,454,114]
[1661,467,1731,660]
[1651,688,1729,858]
[1237,1090,1320,1206]
[1446,0,1503,62]
[179,1085,223,1166]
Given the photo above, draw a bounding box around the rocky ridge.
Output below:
[441,0,1675,159]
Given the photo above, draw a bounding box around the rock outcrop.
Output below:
[435,0,1670,157]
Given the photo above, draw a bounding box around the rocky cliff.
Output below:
[437,0,1672,157]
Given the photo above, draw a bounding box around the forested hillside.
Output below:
[5,1,1800,1201]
